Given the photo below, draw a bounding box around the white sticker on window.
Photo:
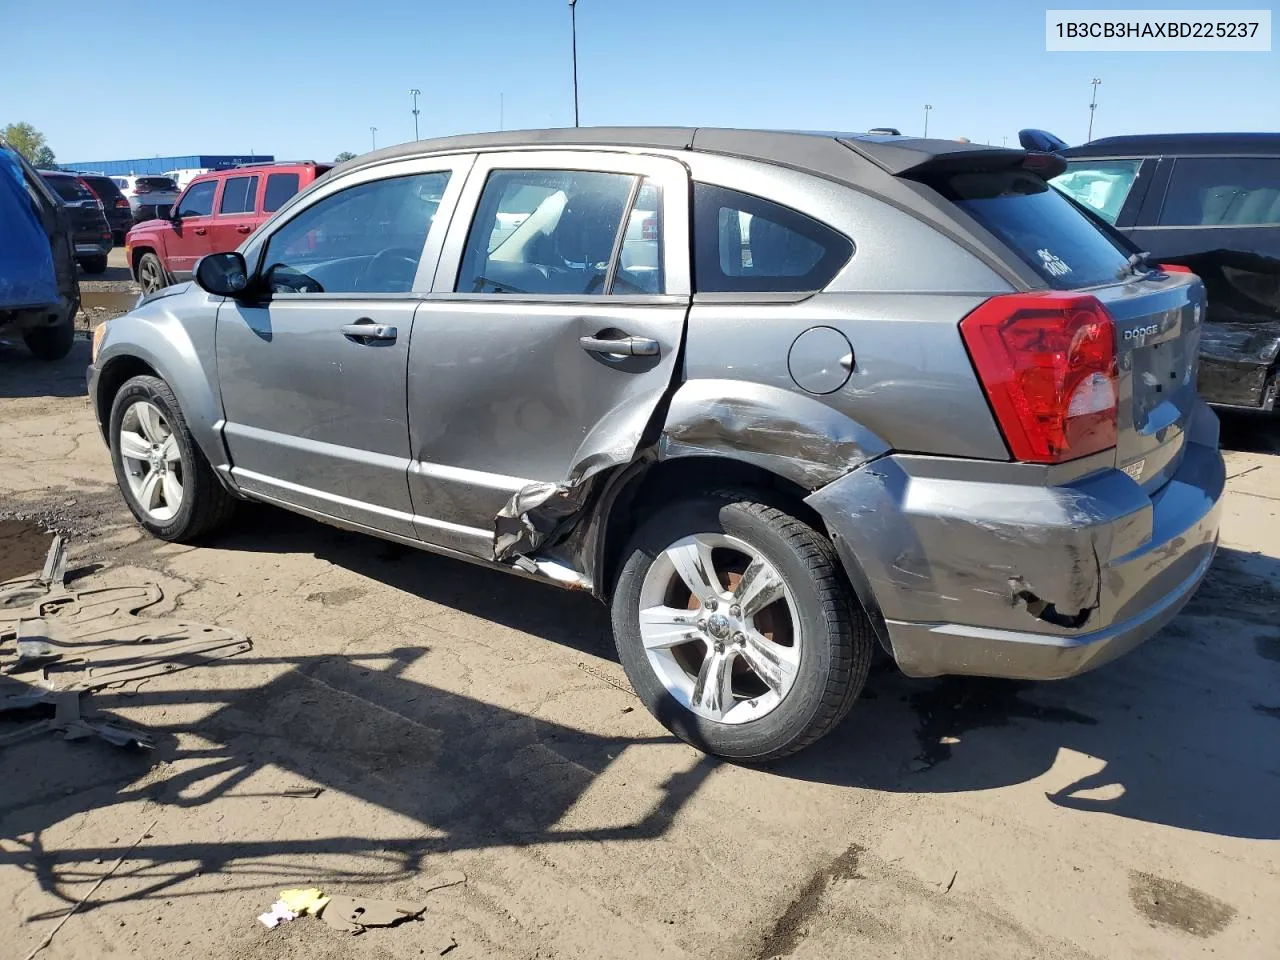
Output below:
[1038,248,1073,277]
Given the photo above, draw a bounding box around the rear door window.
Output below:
[264,172,301,212]
[1050,159,1142,225]
[219,175,260,215]
[42,175,95,203]
[692,184,853,293]
[940,169,1129,289]
[457,169,642,295]
[176,180,217,218]
[1158,157,1280,226]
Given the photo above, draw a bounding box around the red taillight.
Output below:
[1158,263,1193,274]
[641,216,657,241]
[960,293,1118,464]
[115,198,129,208]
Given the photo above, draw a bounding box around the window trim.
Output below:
[241,155,475,299]
[432,149,691,299]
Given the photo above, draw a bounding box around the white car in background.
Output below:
[110,175,181,222]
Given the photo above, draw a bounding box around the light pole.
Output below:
[1087,78,1102,141]
[370,126,377,151]
[569,0,579,127]
[500,92,505,131]
[923,104,932,138]
[409,88,421,140]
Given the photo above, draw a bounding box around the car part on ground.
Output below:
[1039,129,1280,413]
[0,141,79,361]
[87,127,1225,760]
[0,537,252,749]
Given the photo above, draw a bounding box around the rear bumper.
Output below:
[806,402,1225,681]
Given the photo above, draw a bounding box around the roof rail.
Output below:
[231,160,316,168]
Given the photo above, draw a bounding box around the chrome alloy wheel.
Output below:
[118,400,184,522]
[637,533,801,724]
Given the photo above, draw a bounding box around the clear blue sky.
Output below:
[4,0,1276,165]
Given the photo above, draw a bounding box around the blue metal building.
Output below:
[61,154,274,176]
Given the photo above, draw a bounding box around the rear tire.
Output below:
[80,256,108,275]
[610,491,874,762]
[135,252,167,293]
[108,375,236,542]
[23,315,75,361]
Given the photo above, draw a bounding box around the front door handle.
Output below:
[579,335,660,357]
[194,227,207,235]
[340,321,398,343]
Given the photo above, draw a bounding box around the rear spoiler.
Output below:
[838,136,1067,179]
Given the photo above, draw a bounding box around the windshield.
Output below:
[939,169,1130,289]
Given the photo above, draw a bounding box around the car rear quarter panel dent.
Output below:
[95,295,228,471]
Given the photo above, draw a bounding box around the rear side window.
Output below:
[42,175,94,202]
[264,172,301,212]
[176,180,217,218]
[1050,159,1142,225]
[940,170,1128,289]
[693,184,852,293]
[1159,157,1280,226]
[219,175,259,214]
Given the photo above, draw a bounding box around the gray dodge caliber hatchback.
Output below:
[88,128,1225,761]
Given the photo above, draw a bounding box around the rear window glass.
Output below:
[42,175,94,202]
[138,177,177,191]
[1159,157,1280,226]
[81,176,123,198]
[692,184,853,293]
[940,170,1128,289]
[264,173,301,212]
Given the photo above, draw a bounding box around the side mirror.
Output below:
[195,252,250,297]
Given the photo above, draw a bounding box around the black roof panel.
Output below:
[1064,132,1280,158]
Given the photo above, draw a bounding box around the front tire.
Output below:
[108,375,236,541]
[611,492,874,762]
[135,252,167,293]
[23,315,75,361]
[80,256,108,275]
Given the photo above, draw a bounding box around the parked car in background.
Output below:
[125,162,331,292]
[38,170,112,274]
[90,128,1223,762]
[0,138,79,359]
[73,172,134,244]
[1036,130,1280,413]
[166,168,213,190]
[111,175,181,223]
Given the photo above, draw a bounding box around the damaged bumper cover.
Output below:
[806,406,1225,681]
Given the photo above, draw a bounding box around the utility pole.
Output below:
[370,126,377,151]
[1088,77,1102,141]
[1002,136,1008,147]
[500,93,505,131]
[923,104,932,138]
[409,88,421,140]
[569,0,580,127]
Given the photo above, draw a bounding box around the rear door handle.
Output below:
[235,224,252,234]
[579,335,660,357]
[340,322,398,343]
[194,227,207,235]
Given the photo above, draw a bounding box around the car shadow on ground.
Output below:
[0,337,90,399]
[203,507,1280,842]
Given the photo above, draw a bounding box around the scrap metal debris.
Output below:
[257,871,466,936]
[0,538,251,749]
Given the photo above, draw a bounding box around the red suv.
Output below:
[125,162,330,293]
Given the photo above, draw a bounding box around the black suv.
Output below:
[75,172,134,244]
[1043,132,1280,412]
[38,171,113,274]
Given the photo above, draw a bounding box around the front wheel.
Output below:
[23,315,75,361]
[135,252,167,294]
[108,375,236,541]
[79,256,108,275]
[611,492,874,762]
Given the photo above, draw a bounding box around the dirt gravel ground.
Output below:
[1,314,1278,959]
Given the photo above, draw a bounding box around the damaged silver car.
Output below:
[88,129,1225,761]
